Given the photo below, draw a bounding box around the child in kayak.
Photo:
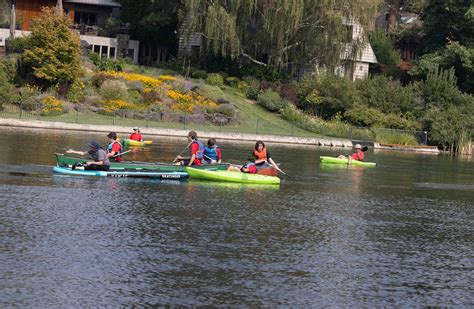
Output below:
[66,140,110,171]
[227,158,258,174]
[203,138,222,164]
[338,144,365,164]
[129,127,143,142]
[175,131,204,166]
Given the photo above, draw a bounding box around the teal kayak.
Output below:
[186,167,280,184]
[53,166,189,179]
[319,156,376,167]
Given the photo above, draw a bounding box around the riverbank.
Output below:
[0,118,442,153]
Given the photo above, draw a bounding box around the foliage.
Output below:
[90,52,123,72]
[344,104,385,127]
[40,96,64,116]
[187,0,380,72]
[355,75,419,116]
[225,77,240,88]
[99,80,129,101]
[191,69,208,79]
[421,1,473,54]
[374,129,418,145]
[19,84,42,110]
[6,36,31,54]
[369,30,401,65]
[257,89,289,112]
[67,81,86,103]
[217,103,236,117]
[278,83,298,103]
[206,73,224,87]
[0,56,18,82]
[100,99,136,114]
[411,42,474,93]
[22,7,82,86]
[0,69,15,108]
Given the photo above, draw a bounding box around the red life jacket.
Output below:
[107,141,123,162]
[351,150,364,161]
[253,147,267,161]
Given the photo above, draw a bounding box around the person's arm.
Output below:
[139,134,143,142]
[66,149,88,156]
[188,154,196,166]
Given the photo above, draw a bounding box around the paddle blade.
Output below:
[362,146,369,152]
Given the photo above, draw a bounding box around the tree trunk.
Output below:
[387,0,401,31]
[57,0,63,12]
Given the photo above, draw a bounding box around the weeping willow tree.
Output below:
[185,0,381,71]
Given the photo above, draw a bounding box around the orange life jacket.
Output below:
[253,147,267,161]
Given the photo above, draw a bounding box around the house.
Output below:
[335,19,378,81]
[0,0,139,63]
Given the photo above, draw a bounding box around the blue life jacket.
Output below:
[192,140,204,160]
[204,145,219,161]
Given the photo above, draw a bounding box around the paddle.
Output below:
[172,141,193,163]
[110,149,131,158]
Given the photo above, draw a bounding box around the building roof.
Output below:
[342,43,378,64]
[64,0,121,7]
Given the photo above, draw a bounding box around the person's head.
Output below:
[207,138,216,147]
[187,131,197,141]
[133,127,140,133]
[255,140,265,151]
[354,144,362,150]
[88,140,100,151]
[107,132,117,140]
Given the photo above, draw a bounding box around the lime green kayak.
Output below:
[186,167,280,184]
[123,138,152,147]
[319,156,376,167]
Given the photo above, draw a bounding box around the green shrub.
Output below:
[225,77,240,88]
[99,79,129,101]
[206,73,224,86]
[369,30,401,66]
[97,57,123,72]
[377,113,420,130]
[191,69,208,79]
[6,36,32,53]
[243,76,261,99]
[375,130,418,145]
[217,103,236,117]
[19,85,42,111]
[257,90,289,112]
[236,81,248,93]
[67,80,85,103]
[0,57,18,82]
[344,105,385,127]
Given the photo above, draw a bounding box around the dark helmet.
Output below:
[88,140,100,149]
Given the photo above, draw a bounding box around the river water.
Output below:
[0,127,473,307]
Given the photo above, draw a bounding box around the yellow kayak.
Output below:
[123,138,152,147]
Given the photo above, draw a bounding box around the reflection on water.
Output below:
[0,127,473,306]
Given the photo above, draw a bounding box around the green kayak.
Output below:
[319,156,376,167]
[186,167,280,185]
[55,154,229,172]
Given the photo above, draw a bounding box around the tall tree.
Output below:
[23,7,82,86]
[119,0,182,49]
[185,0,380,70]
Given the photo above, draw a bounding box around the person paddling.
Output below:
[106,132,123,162]
[338,144,365,165]
[129,127,143,142]
[203,138,222,164]
[175,131,204,166]
[66,140,110,171]
[227,158,257,174]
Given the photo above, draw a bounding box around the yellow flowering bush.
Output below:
[41,96,64,116]
[100,99,136,114]
[167,90,218,113]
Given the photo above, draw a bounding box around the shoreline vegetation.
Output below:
[0,7,471,156]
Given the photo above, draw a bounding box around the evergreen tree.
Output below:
[23,7,82,86]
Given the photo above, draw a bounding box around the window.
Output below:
[110,47,116,58]
[101,46,108,57]
[74,11,98,26]
[93,45,100,54]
